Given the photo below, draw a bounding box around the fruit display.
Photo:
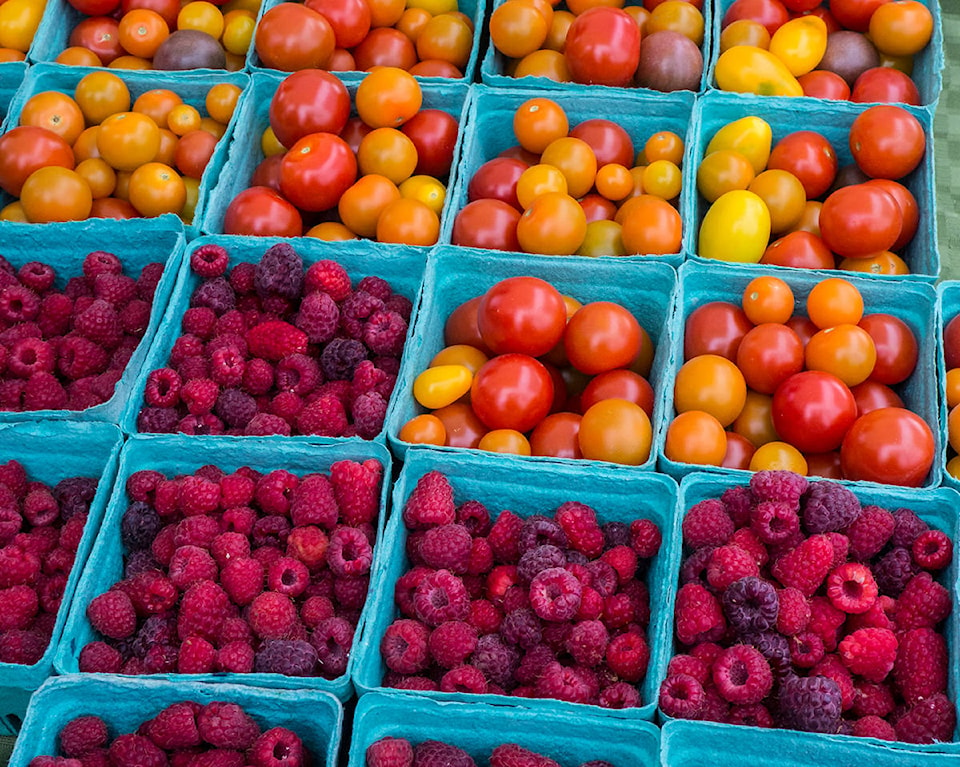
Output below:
[448,87,690,259]
[213,68,462,243]
[134,239,419,438]
[713,0,938,104]
[659,470,957,744]
[690,96,934,278]
[665,263,938,486]
[0,0,45,62]
[484,0,706,91]
[253,0,480,79]
[0,66,244,226]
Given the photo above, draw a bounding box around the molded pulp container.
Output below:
[0,220,184,425]
[480,0,713,96]
[54,434,392,702]
[442,84,694,264]
[201,71,469,239]
[658,260,941,487]
[351,447,682,721]
[0,62,248,238]
[385,246,678,467]
[7,675,343,767]
[120,234,427,442]
[656,472,960,749]
[937,281,960,493]
[350,693,661,767]
[0,421,122,734]
[0,61,27,131]
[682,91,939,281]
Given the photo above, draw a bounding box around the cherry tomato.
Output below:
[413,364,473,409]
[742,275,795,325]
[804,324,877,387]
[868,0,933,58]
[69,16,123,66]
[806,277,864,329]
[304,0,371,48]
[733,390,778,447]
[569,118,634,168]
[401,109,459,178]
[467,157,528,210]
[722,432,756,470]
[0,126,75,197]
[859,313,918,385]
[750,441,808,474]
[579,398,652,465]
[353,27,417,70]
[761,231,836,270]
[862,178,919,251]
[452,199,521,252]
[475,428,530,455]
[516,192,586,255]
[69,0,121,14]
[767,130,838,200]
[736,323,804,394]
[269,69,350,150]
[772,370,857,453]
[530,412,582,459]
[432,402,487,448]
[477,277,567,358]
[786,314,818,348]
[564,302,642,376]
[721,0,789,35]
[683,301,753,361]
[444,296,488,353]
[580,369,654,418]
[564,7,640,88]
[797,70,851,100]
[223,186,302,237]
[805,451,842,479]
[279,132,357,212]
[664,410,727,466]
[674,354,747,427]
[852,67,921,105]
[851,380,905,416]
[470,353,554,432]
[255,2,334,71]
[829,0,887,31]
[849,105,926,180]
[840,407,934,486]
[818,184,902,259]
[399,413,446,446]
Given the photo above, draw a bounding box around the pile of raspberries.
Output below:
[378,471,662,708]
[0,251,164,412]
[78,459,382,679]
[659,470,956,744]
[0,459,98,666]
[136,242,412,438]
[29,700,310,767]
[367,736,614,767]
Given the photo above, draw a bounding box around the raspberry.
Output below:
[59,716,108,758]
[0,628,46,664]
[38,293,73,338]
[895,572,952,630]
[0,284,40,322]
[801,480,860,534]
[490,744,557,767]
[413,742,475,767]
[674,583,726,646]
[552,501,602,558]
[535,661,596,704]
[891,507,929,548]
[658,673,705,718]
[211,388,256,429]
[291,394,343,436]
[339,290,384,339]
[722,576,778,636]
[24,372,68,410]
[774,587,810,636]
[912,529,953,570]
[93,273,137,307]
[683,499,734,549]
[680,543,716,587]
[248,727,307,767]
[245,413,292,436]
[487,511,522,563]
[143,367,181,408]
[710,643,772,705]
[518,516,567,553]
[852,715,896,740]
[500,607,541,650]
[331,459,382,526]
[320,338,368,381]
[8,336,55,378]
[82,251,121,279]
[415,524,470,574]
[777,675,842,733]
[243,320,307,362]
[77,641,122,672]
[367,738,414,767]
[304,260,351,301]
[119,501,161,552]
[18,260,55,292]
[24,487,58,526]
[75,299,122,348]
[750,501,800,545]
[837,626,898,682]
[325,527,372,578]
[771,534,834,596]
[216,640,254,673]
[403,471,456,530]
[135,261,164,302]
[439,664,487,693]
[413,569,470,626]
[251,638,317,677]
[307,616,353,678]
[529,567,582,622]
[362,309,407,357]
[351,391,388,439]
[470,632,519,688]
[706,545,759,591]
[893,627,947,705]
[749,470,808,507]
[137,406,179,433]
[176,579,232,642]
[381,618,430,674]
[87,589,136,639]
[873,546,918,597]
[191,244,230,278]
[845,504,895,561]
[606,630,649,682]
[275,354,319,397]
[108,735,166,767]
[252,243,303,299]
[894,693,957,744]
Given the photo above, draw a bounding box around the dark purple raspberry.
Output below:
[340,291,384,339]
[120,501,161,551]
[517,544,566,583]
[891,507,930,548]
[351,391,388,439]
[601,521,631,548]
[255,243,303,300]
[471,633,520,689]
[254,639,318,677]
[725,485,761,528]
[499,607,542,650]
[739,631,792,678]
[320,338,368,381]
[137,406,179,433]
[214,388,258,428]
[801,481,861,534]
[518,515,567,553]
[873,546,919,597]
[190,278,235,315]
[779,675,843,733]
[722,576,779,635]
[413,741,476,767]
[310,616,354,678]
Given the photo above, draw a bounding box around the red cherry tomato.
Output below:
[862,178,919,251]
[829,0,887,32]
[852,67,921,106]
[452,199,521,252]
[805,451,843,479]
[736,323,805,395]
[0,127,75,197]
[269,70,351,150]
[851,380,905,416]
[722,0,790,35]
[223,186,303,237]
[476,277,567,357]
[444,296,489,354]
[772,370,858,454]
[683,301,753,361]
[569,119,634,168]
[797,71,851,101]
[250,154,284,191]
[840,407,934,486]
[858,313,918,385]
[564,7,640,88]
[564,302,642,376]
[819,183,902,258]
[279,132,357,212]
[433,402,487,448]
[401,109,459,178]
[761,231,836,270]
[530,412,583,459]
[69,17,123,66]
[467,157,528,210]
[353,27,418,71]
[580,369,654,417]
[767,131,838,200]
[470,354,555,432]
[945,314,960,370]
[304,0,371,48]
[849,105,926,180]
[722,432,756,470]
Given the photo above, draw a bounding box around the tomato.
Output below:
[696,149,756,203]
[452,199,521,252]
[74,71,131,126]
[516,192,586,255]
[684,301,753,361]
[478,429,532,455]
[945,314,960,370]
[829,0,887,32]
[401,109,458,178]
[804,324,877,387]
[357,128,417,185]
[849,105,926,180]
[255,2,335,71]
[761,231,836,270]
[174,129,218,179]
[564,7,640,88]
[467,157,528,210]
[269,69,350,149]
[706,116,772,175]
[376,198,439,245]
[618,195,682,255]
[512,98,568,156]
[714,45,802,97]
[579,194,617,223]
[19,91,85,146]
[806,277,864,329]
[722,432,757,470]
[674,354,747,427]
[767,130,838,200]
[840,407,934,486]
[579,399,652,466]
[67,0,120,14]
[128,162,186,217]
[580,370,654,417]
[353,27,418,70]
[851,67,921,105]
[772,370,857,453]
[399,414,446,446]
[413,364,473,408]
[819,184,902,259]
[416,13,474,69]
[699,190,771,263]
[223,186,303,236]
[733,390,778,447]
[748,169,806,233]
[851,380,905,416]
[569,118,634,168]
[736,323,804,394]
[278,132,357,212]
[338,174,399,238]
[868,1,933,58]
[863,179,919,251]
[767,14,827,76]
[858,313,918,385]
[719,18,770,52]
[69,17,124,66]
[0,127,75,197]
[490,0,548,59]
[431,345,488,374]
[476,277,567,358]
[356,67,422,129]
[803,451,842,479]
[721,0,789,35]
[577,219,626,256]
[20,167,92,223]
[118,8,170,58]
[445,296,488,353]
[304,0,371,48]
[797,70,851,100]
[750,441,807,474]
[564,302,642,376]
[470,354,554,432]
[432,402,487,448]
[664,410,727,466]
[530,412,582,459]
[122,0,178,26]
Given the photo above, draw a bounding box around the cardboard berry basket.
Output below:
[385,246,678,468]
[441,84,694,265]
[657,260,941,487]
[351,447,682,721]
[0,421,122,734]
[655,472,960,752]
[246,0,486,84]
[0,220,184,425]
[7,675,343,767]
[201,70,470,240]
[350,693,661,767]
[0,61,28,131]
[479,0,713,95]
[54,434,392,702]
[936,281,960,493]
[119,233,426,442]
[707,0,943,110]
[0,62,249,239]
[682,91,939,282]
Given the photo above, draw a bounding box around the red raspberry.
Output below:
[712,643,773,704]
[182,306,218,338]
[488,511,522,564]
[143,702,201,750]
[327,527,373,577]
[248,591,298,639]
[468,599,501,634]
[351,391,388,439]
[381,618,430,674]
[606,630,649,682]
[87,589,137,639]
[851,679,896,718]
[838,626,898,682]
[83,251,122,279]
[771,534,834,596]
[789,631,825,668]
[93,273,136,307]
[658,673,705,719]
[683,499,735,549]
[412,741,474,767]
[181,378,219,415]
[912,529,953,570]
[143,368,181,408]
[403,471,456,530]
[776,587,810,636]
[490,744,557,767]
[551,501,601,558]
[599,681,641,709]
[414,569,470,626]
[191,244,229,278]
[179,475,221,517]
[266,556,309,597]
[38,292,73,338]
[177,579,232,642]
[749,469,808,506]
[366,737,414,767]
[254,469,298,516]
[0,545,40,587]
[59,716,108,757]
[894,627,948,704]
[127,569,178,615]
[534,661,596,704]
[529,567,582,622]
[246,321,308,361]
[845,504,895,561]
[826,561,878,614]
[295,394,347,437]
[706,545,758,591]
[894,693,957,744]
[75,299,121,348]
[217,640,255,673]
[248,727,306,767]
[439,664,488,693]
[331,459,382,526]
[304,260,352,301]
[629,518,661,558]
[667,653,709,684]
[24,372,68,410]
[674,583,726,646]
[750,501,800,545]
[178,636,217,673]
[0,284,40,322]
[108,735,166,767]
[198,701,261,750]
[808,596,847,652]
[895,572,952,630]
[18,261,55,292]
[8,337,54,377]
[77,641,122,673]
[728,528,767,568]
[852,715,896,740]
[420,524,472,574]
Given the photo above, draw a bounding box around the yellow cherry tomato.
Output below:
[399,175,447,216]
[749,441,808,473]
[696,149,756,203]
[768,15,827,77]
[705,116,772,175]
[413,364,473,409]
[715,45,804,97]
[430,345,489,374]
[698,189,771,263]
[0,0,45,53]
[478,429,532,455]
[577,220,626,257]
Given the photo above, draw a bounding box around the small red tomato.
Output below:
[470,353,554,433]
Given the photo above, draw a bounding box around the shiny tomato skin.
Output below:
[736,322,805,395]
[569,119,634,168]
[470,353,554,433]
[684,301,753,361]
[564,302,642,376]
[859,313,918,385]
[852,67,921,106]
[564,7,640,88]
[818,183,902,258]
[467,157,528,210]
[279,132,357,212]
[580,369,655,417]
[767,130,838,200]
[772,370,858,454]
[401,109,459,178]
[223,186,303,237]
[69,0,121,15]
[452,199,521,252]
[761,231,836,270]
[849,105,926,181]
[268,70,351,150]
[530,412,583,459]
[476,276,567,358]
[722,0,790,35]
[851,380,905,416]
[722,432,757,470]
[0,127,75,197]
[840,407,934,486]
[863,178,919,251]
[444,296,490,354]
